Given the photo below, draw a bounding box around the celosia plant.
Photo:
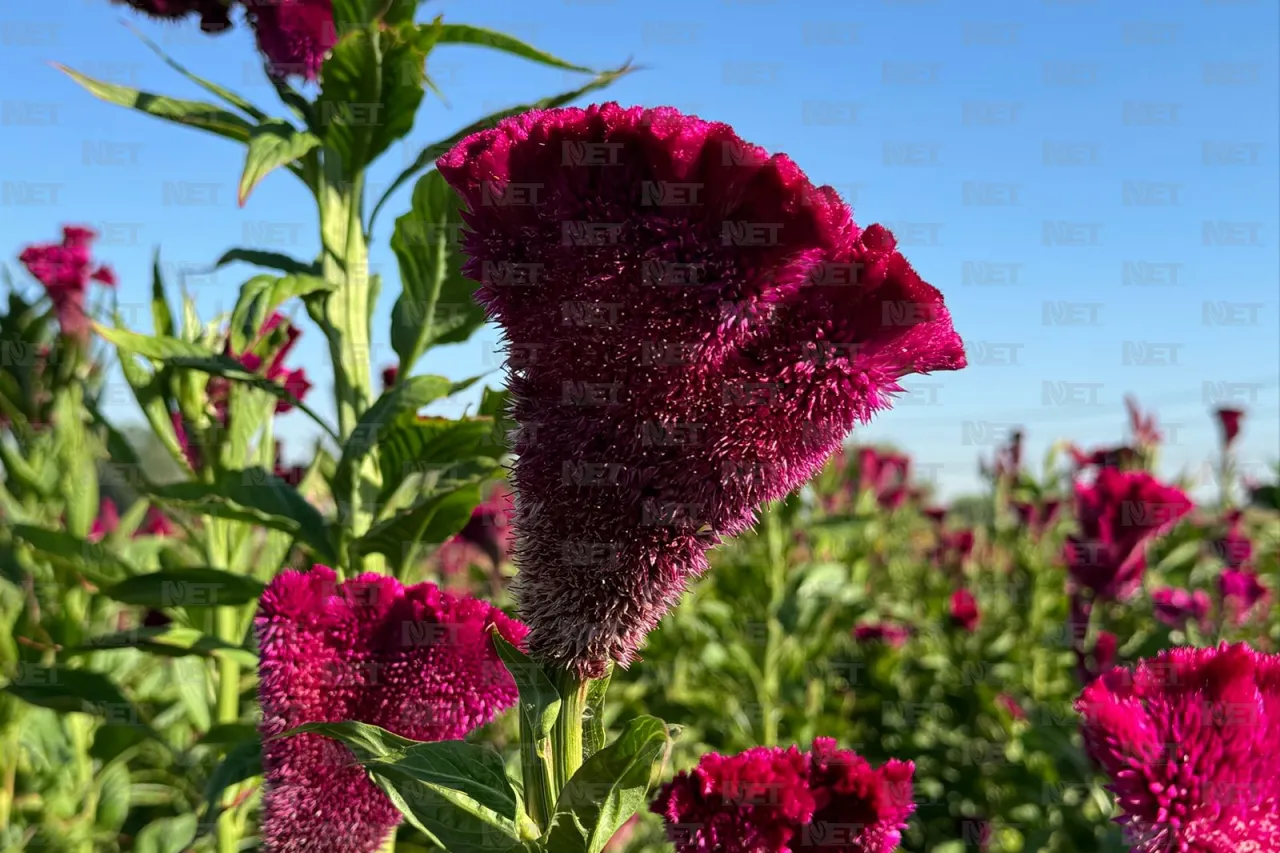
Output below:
[18,225,116,346]
[437,103,966,677]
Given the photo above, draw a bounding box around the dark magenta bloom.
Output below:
[139,506,176,538]
[1215,407,1244,448]
[1219,568,1268,626]
[243,0,336,81]
[1150,587,1211,631]
[211,312,312,417]
[949,589,979,633]
[109,0,232,32]
[19,225,117,345]
[1211,509,1252,569]
[923,506,947,525]
[256,565,527,853]
[436,104,966,676]
[380,365,398,390]
[651,737,916,853]
[1065,468,1194,602]
[1124,395,1162,450]
[853,622,911,649]
[1076,643,1280,852]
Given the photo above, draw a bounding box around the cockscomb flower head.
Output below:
[853,622,911,649]
[256,565,526,853]
[1215,407,1244,449]
[1076,643,1280,852]
[1065,468,1194,602]
[1219,568,1269,626]
[243,0,336,81]
[1151,587,1211,632]
[1210,509,1252,569]
[210,312,311,417]
[651,737,916,853]
[949,588,980,632]
[109,0,232,33]
[437,103,966,676]
[19,225,117,345]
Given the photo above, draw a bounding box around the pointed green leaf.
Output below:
[352,482,486,570]
[10,523,138,585]
[100,568,266,607]
[212,248,321,276]
[56,63,255,144]
[228,272,333,354]
[376,414,497,504]
[239,119,321,205]
[545,716,672,853]
[70,626,256,667]
[435,24,594,72]
[3,665,143,722]
[151,248,176,338]
[582,665,614,760]
[127,23,268,121]
[367,62,635,234]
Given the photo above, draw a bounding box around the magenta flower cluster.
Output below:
[256,566,526,853]
[19,225,116,345]
[436,103,966,676]
[652,738,916,853]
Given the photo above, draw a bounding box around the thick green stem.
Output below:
[210,522,243,853]
[518,706,555,830]
[759,505,787,747]
[552,671,588,795]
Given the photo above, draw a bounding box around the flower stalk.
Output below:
[552,670,589,794]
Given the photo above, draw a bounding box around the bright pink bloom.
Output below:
[1220,568,1269,626]
[651,738,916,853]
[138,507,176,538]
[996,694,1026,721]
[437,104,966,676]
[853,622,911,649]
[211,313,311,417]
[1065,468,1194,601]
[949,589,980,632]
[1076,643,1280,852]
[88,498,121,543]
[243,0,336,81]
[454,484,515,567]
[1215,407,1244,448]
[18,225,117,345]
[256,565,527,853]
[1150,587,1211,631]
[109,0,232,32]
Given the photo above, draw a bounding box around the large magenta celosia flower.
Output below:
[19,225,117,345]
[436,104,966,676]
[1076,643,1280,852]
[243,0,335,81]
[1065,468,1194,602]
[256,565,527,853]
[651,738,916,853]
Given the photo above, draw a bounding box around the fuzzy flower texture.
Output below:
[1077,643,1280,852]
[652,738,916,853]
[437,104,966,676]
[255,566,526,853]
[19,225,116,345]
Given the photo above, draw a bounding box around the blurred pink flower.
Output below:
[1215,407,1244,449]
[1220,568,1269,626]
[380,365,398,390]
[256,565,527,853]
[1150,587,1211,631]
[949,589,980,633]
[651,737,915,853]
[243,0,335,81]
[996,694,1026,721]
[19,225,116,345]
[853,622,911,649]
[88,498,121,543]
[139,506,176,538]
[1124,395,1162,450]
[1211,509,1252,569]
[1076,643,1280,852]
[109,0,232,32]
[1065,468,1193,601]
[437,104,966,677]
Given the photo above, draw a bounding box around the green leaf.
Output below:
[10,523,138,585]
[435,24,594,72]
[143,472,337,564]
[100,567,265,607]
[0,439,56,496]
[316,25,426,177]
[53,387,99,539]
[126,22,268,121]
[492,634,562,744]
[287,721,523,852]
[4,665,142,721]
[200,739,262,828]
[239,119,321,205]
[199,723,259,747]
[70,625,257,668]
[353,482,486,571]
[544,716,672,853]
[367,61,636,234]
[151,248,177,338]
[213,248,322,276]
[376,413,497,504]
[582,665,614,760]
[332,374,477,506]
[94,759,131,832]
[228,273,333,354]
[56,63,256,144]
[390,170,486,370]
[133,814,199,853]
[173,654,213,731]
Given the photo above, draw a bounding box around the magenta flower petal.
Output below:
[244,0,335,81]
[1150,587,1211,631]
[949,589,980,632]
[18,224,115,345]
[1076,643,1280,851]
[436,104,966,676]
[256,565,527,853]
[651,738,915,853]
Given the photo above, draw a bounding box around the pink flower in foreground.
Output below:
[1065,468,1194,602]
[88,498,121,543]
[243,0,336,81]
[1215,407,1244,449]
[19,225,117,345]
[651,738,916,853]
[949,589,980,632]
[853,622,911,649]
[1220,568,1269,626]
[437,104,966,676]
[109,0,232,33]
[1150,587,1211,631]
[1076,643,1280,852]
[256,565,527,853]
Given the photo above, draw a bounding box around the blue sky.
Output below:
[1,0,1277,500]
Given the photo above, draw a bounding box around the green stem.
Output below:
[210,521,243,853]
[552,670,588,795]
[759,504,787,747]
[518,705,554,831]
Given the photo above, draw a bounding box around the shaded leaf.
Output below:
[239,119,321,205]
